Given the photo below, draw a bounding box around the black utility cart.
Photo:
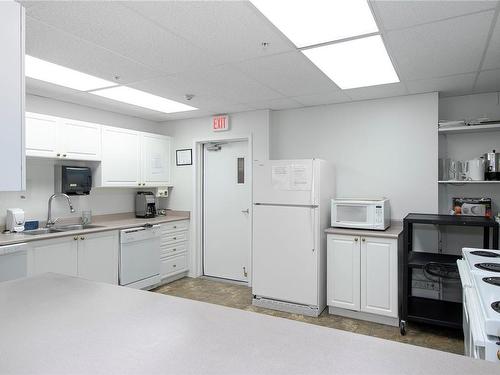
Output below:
[399,213,499,335]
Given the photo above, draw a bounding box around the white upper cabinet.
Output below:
[97,126,172,188]
[141,133,171,186]
[99,126,141,187]
[0,2,25,191]
[26,113,58,158]
[59,118,101,161]
[26,112,101,161]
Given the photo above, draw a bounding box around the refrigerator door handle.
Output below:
[310,207,315,253]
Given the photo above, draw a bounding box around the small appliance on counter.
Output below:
[452,197,492,218]
[135,191,156,218]
[55,166,92,195]
[6,208,25,232]
[484,149,500,181]
[331,198,391,230]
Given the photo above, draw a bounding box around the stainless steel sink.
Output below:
[23,228,63,235]
[52,224,105,232]
[22,224,105,236]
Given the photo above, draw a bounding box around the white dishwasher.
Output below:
[0,243,28,283]
[119,225,161,290]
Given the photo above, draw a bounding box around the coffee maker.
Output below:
[135,191,156,218]
[484,150,500,180]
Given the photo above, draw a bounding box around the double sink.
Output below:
[23,224,104,236]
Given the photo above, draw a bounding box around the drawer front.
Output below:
[160,242,187,258]
[162,220,189,233]
[161,254,188,278]
[162,231,188,245]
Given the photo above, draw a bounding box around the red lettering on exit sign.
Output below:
[212,115,229,132]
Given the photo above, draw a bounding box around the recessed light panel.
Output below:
[91,86,198,114]
[250,0,378,47]
[302,35,399,89]
[25,55,116,91]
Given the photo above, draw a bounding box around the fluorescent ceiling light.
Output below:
[25,55,116,91]
[302,35,399,89]
[250,0,378,48]
[91,86,198,114]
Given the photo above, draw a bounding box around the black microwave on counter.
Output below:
[55,166,92,195]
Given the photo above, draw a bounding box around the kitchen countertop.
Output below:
[0,273,495,375]
[0,211,190,246]
[325,222,403,239]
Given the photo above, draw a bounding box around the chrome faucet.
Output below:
[46,193,75,227]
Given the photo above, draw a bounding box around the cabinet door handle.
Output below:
[73,236,78,241]
[355,238,358,242]
[56,153,61,157]
[80,236,85,240]
[362,238,365,242]
[63,154,67,157]
[173,264,176,268]
[172,248,176,252]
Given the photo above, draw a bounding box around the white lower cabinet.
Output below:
[327,234,398,322]
[77,231,118,284]
[159,220,189,281]
[29,236,78,277]
[28,231,118,284]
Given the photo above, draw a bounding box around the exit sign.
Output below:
[212,114,229,132]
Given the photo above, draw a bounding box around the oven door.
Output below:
[332,203,375,229]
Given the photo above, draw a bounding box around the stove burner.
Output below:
[475,263,500,273]
[492,301,500,313]
[483,277,500,286]
[470,250,500,258]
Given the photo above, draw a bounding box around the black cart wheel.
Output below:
[399,320,407,336]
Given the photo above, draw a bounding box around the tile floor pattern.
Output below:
[153,277,464,355]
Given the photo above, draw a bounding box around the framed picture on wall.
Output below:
[176,149,192,166]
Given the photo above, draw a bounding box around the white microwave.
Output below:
[331,198,391,230]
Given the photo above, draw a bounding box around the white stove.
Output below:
[459,248,500,363]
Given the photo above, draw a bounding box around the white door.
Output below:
[25,113,58,158]
[253,204,318,305]
[327,234,361,311]
[360,236,398,317]
[77,231,118,284]
[59,119,101,161]
[141,133,171,186]
[101,126,141,187]
[29,237,78,277]
[203,141,250,282]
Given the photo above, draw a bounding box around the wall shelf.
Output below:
[438,123,500,134]
[438,180,500,184]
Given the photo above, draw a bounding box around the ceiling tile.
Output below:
[474,69,500,93]
[293,91,351,107]
[371,0,497,31]
[123,1,294,64]
[234,51,340,97]
[244,97,303,111]
[406,73,476,96]
[26,17,160,85]
[344,82,408,101]
[385,11,494,80]
[483,16,500,70]
[26,2,216,74]
[132,65,284,104]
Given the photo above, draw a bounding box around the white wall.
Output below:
[159,110,270,211]
[269,93,439,220]
[0,95,161,227]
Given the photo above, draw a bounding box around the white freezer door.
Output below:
[254,159,317,206]
[252,204,318,306]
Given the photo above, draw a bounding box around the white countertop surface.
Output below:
[0,273,495,375]
[0,211,190,246]
[325,222,403,239]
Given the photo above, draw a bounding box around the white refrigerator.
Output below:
[252,159,335,316]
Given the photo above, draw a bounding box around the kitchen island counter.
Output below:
[0,273,495,375]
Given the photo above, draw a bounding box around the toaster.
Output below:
[6,208,25,232]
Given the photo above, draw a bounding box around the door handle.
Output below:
[241,209,249,214]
